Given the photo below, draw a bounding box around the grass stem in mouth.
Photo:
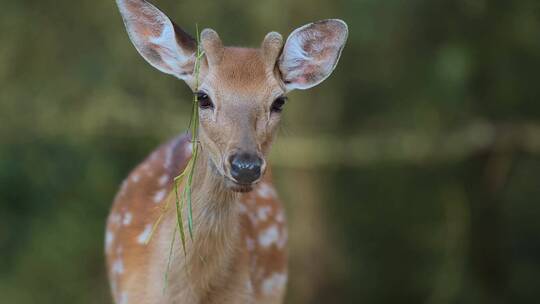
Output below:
[144,24,204,291]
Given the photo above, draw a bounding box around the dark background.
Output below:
[1,0,540,303]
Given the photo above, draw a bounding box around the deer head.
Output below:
[116,0,348,192]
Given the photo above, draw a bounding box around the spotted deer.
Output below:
[105,0,348,303]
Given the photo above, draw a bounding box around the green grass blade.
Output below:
[162,226,177,294]
[174,177,187,256]
[186,174,194,238]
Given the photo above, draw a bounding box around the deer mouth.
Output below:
[223,169,262,193]
[226,180,255,193]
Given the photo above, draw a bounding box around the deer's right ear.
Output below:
[116,0,197,81]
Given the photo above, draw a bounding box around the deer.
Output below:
[105,0,348,303]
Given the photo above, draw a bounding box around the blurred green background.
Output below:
[1,0,540,303]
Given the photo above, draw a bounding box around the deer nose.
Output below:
[229,152,263,184]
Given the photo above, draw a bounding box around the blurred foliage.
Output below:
[1,0,540,303]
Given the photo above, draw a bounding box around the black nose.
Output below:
[229,153,263,184]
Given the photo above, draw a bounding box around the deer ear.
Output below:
[278,19,348,91]
[116,0,197,81]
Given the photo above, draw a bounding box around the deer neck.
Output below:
[189,149,241,253]
[164,147,243,299]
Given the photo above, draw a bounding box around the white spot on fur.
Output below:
[119,291,128,304]
[131,174,140,183]
[142,163,153,177]
[105,231,114,252]
[122,212,132,226]
[276,210,285,223]
[158,174,169,186]
[137,224,152,244]
[164,144,173,169]
[112,258,124,275]
[110,212,121,226]
[185,142,193,155]
[118,180,128,197]
[248,213,258,226]
[238,203,248,214]
[246,237,255,251]
[258,206,271,221]
[261,272,287,296]
[245,279,254,293]
[259,225,279,248]
[257,183,276,199]
[153,189,167,203]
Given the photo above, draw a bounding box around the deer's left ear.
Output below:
[278,19,348,91]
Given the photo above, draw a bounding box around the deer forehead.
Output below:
[203,47,282,96]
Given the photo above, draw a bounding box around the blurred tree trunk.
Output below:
[463,139,512,304]
[280,168,343,304]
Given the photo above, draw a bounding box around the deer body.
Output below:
[106,134,287,303]
[107,1,347,303]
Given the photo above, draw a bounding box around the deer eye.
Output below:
[270,96,287,113]
[196,92,214,109]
